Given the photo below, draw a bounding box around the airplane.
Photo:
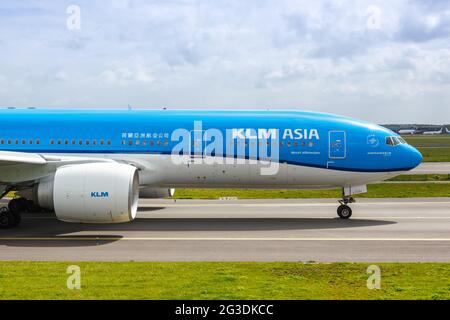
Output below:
[423,127,444,135]
[0,108,423,228]
[398,128,417,135]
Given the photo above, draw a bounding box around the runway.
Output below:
[409,162,450,174]
[0,198,449,262]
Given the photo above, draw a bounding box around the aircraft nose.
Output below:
[408,145,423,169]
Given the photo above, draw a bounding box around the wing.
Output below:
[0,151,47,166]
[0,151,127,184]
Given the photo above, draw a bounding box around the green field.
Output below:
[174,183,450,199]
[417,147,450,162]
[388,174,450,181]
[403,135,450,147]
[6,179,450,203]
[0,262,449,300]
[399,135,450,161]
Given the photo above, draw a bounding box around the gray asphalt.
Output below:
[408,162,450,174]
[1,198,449,262]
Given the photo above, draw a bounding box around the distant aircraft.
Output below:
[423,127,444,135]
[398,129,417,135]
[0,108,423,228]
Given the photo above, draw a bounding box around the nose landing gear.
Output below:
[337,196,355,219]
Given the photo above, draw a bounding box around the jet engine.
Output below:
[139,187,175,198]
[35,163,139,223]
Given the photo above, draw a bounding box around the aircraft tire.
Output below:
[337,205,352,219]
[8,198,27,213]
[0,210,20,229]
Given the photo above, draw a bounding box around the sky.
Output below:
[0,0,449,123]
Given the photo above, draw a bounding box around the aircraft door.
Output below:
[329,131,346,159]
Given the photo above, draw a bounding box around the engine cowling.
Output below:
[139,187,175,198]
[37,163,139,223]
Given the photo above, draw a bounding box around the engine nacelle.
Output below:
[37,163,139,223]
[139,187,175,198]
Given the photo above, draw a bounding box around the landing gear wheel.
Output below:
[0,210,20,229]
[8,198,27,213]
[25,200,40,213]
[13,212,21,225]
[337,205,352,219]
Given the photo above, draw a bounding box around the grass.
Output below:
[0,262,449,300]
[403,135,450,147]
[399,136,450,161]
[417,147,450,162]
[174,183,450,199]
[387,174,450,182]
[7,179,450,201]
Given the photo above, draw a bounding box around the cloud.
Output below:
[99,66,154,85]
[0,0,448,123]
[396,5,450,42]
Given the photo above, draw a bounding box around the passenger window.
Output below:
[107,140,111,145]
[36,139,40,145]
[22,140,26,145]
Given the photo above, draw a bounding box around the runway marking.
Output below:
[140,201,450,208]
[1,237,450,242]
[20,216,450,220]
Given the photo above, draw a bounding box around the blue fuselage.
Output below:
[0,109,422,173]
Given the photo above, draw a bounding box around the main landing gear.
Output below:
[337,196,355,219]
[0,207,21,229]
[0,198,35,229]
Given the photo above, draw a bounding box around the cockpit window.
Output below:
[398,137,407,144]
[386,137,394,146]
[386,136,406,146]
[392,137,400,145]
